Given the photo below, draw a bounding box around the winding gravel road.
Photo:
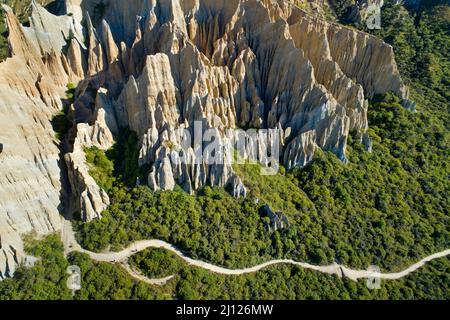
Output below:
[62,219,450,283]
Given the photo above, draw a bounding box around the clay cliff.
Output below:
[0,0,408,278]
[0,2,79,279]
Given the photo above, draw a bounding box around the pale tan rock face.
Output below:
[64,144,110,222]
[117,54,181,137]
[0,0,408,278]
[106,0,379,190]
[0,4,72,279]
[0,2,105,278]
[67,39,85,80]
[64,89,115,222]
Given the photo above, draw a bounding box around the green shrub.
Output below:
[85,146,115,193]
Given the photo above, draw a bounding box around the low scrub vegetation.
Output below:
[0,236,447,300]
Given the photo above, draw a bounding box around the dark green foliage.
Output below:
[361,1,450,100]
[84,129,147,193]
[130,249,183,279]
[233,162,315,217]
[174,257,449,300]
[76,187,275,268]
[85,146,116,193]
[77,89,449,273]
[51,83,75,141]
[65,82,76,103]
[0,234,72,300]
[106,129,143,187]
[331,0,355,22]
[51,107,71,141]
[91,1,109,27]
[0,6,8,61]
[0,235,174,300]
[291,92,448,270]
[0,0,56,61]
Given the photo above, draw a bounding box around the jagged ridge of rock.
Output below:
[0,0,408,278]
[77,0,407,193]
[0,2,80,279]
[64,98,115,222]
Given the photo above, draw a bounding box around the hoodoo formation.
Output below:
[0,0,408,279]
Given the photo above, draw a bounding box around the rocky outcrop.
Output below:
[0,0,409,278]
[0,3,77,279]
[347,0,384,23]
[260,205,290,232]
[72,108,115,151]
[98,0,405,174]
[230,175,247,198]
[8,0,409,202]
[116,54,181,136]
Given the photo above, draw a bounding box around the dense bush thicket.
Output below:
[105,129,144,187]
[1,236,448,300]
[85,146,116,193]
[130,249,183,279]
[291,93,448,270]
[76,186,275,268]
[363,1,449,100]
[154,247,450,300]
[330,0,355,22]
[68,251,173,300]
[0,234,72,300]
